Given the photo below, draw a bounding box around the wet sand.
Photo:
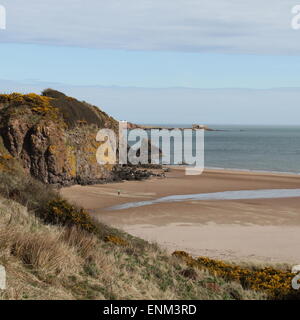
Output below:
[61,168,300,264]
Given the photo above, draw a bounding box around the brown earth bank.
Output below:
[61,167,300,264]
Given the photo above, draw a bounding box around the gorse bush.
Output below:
[42,199,98,234]
[173,251,300,300]
[0,169,134,241]
[104,235,129,247]
[0,93,56,115]
[0,170,99,234]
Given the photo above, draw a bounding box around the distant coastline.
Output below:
[127,123,218,131]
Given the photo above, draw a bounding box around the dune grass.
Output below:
[0,197,266,300]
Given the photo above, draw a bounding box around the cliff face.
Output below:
[0,90,119,185]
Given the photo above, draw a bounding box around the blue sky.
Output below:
[0,0,300,124]
[2,43,300,89]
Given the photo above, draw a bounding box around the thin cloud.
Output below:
[0,0,299,54]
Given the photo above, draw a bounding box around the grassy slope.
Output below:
[0,173,263,300]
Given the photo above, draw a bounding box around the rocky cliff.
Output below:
[0,89,121,185]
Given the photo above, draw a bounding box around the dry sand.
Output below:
[61,168,300,264]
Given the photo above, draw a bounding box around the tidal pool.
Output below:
[106,189,300,211]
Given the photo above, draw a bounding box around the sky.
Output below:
[0,0,300,124]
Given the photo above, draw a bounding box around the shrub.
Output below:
[0,170,99,235]
[104,235,128,247]
[173,251,300,300]
[42,199,97,234]
[42,89,116,129]
[0,170,56,211]
[0,93,54,113]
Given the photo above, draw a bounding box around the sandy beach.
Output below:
[61,168,300,264]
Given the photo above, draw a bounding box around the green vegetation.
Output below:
[0,90,118,131]
[0,93,58,118]
[42,89,118,130]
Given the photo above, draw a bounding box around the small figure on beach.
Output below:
[117,190,121,196]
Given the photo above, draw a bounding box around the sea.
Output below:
[141,125,300,174]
